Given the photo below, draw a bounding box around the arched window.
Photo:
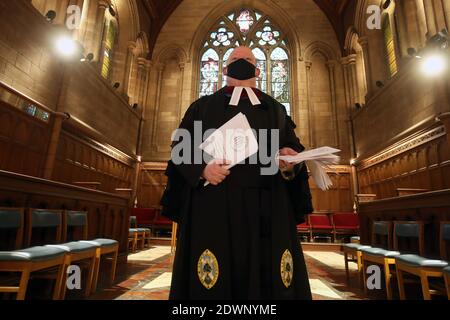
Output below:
[382,14,398,77]
[101,10,118,80]
[199,9,292,114]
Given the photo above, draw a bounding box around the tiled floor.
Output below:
[90,245,378,300]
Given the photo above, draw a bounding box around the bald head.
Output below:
[224,46,260,87]
[226,46,257,67]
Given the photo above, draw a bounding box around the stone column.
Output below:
[43,112,69,179]
[358,37,374,97]
[305,61,314,148]
[151,64,165,154]
[91,0,109,63]
[341,55,358,106]
[423,0,438,37]
[122,42,136,96]
[442,0,450,30]
[326,60,339,147]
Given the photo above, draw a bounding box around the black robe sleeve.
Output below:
[279,108,314,224]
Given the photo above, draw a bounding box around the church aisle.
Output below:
[89,246,376,300]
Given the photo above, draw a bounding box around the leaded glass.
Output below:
[253,48,267,93]
[271,47,290,113]
[236,10,254,34]
[200,49,220,97]
[199,9,291,114]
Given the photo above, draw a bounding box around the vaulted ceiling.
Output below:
[142,0,354,56]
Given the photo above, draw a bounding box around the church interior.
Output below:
[0,0,450,301]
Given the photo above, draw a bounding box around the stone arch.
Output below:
[304,41,337,62]
[155,44,188,67]
[189,0,303,65]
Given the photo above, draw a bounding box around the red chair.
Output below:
[333,212,359,241]
[297,220,311,242]
[309,214,335,242]
[131,208,158,228]
[153,211,173,236]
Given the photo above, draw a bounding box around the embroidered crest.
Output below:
[280,249,294,288]
[197,249,219,290]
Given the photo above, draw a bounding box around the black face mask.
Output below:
[227,58,256,80]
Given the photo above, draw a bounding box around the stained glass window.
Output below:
[199,9,292,114]
[271,48,290,115]
[101,12,117,80]
[200,49,220,97]
[382,16,398,77]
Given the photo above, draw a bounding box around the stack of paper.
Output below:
[278,147,341,191]
[200,112,259,186]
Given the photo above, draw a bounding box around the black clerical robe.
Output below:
[163,87,313,300]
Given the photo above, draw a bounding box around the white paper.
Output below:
[200,112,259,186]
[278,147,341,191]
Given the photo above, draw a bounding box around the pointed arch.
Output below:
[304,41,337,62]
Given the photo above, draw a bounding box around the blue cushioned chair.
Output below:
[443,266,450,299]
[395,221,450,300]
[129,216,148,250]
[65,211,119,295]
[343,221,391,289]
[360,221,402,299]
[27,209,100,299]
[0,208,66,300]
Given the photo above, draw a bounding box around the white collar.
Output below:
[229,87,261,106]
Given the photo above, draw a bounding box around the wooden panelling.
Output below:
[357,125,450,199]
[0,100,50,177]
[0,170,130,267]
[358,189,450,258]
[53,131,136,194]
[310,165,354,212]
[137,163,167,209]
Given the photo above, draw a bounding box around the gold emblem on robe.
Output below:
[280,249,294,288]
[197,249,219,290]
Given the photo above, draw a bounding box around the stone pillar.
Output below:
[423,0,438,37]
[442,0,450,30]
[122,42,136,96]
[414,0,428,46]
[151,64,165,153]
[326,61,339,147]
[358,37,374,97]
[92,0,109,63]
[43,112,69,179]
[341,55,358,106]
[305,61,314,148]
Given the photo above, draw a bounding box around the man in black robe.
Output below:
[162,46,313,300]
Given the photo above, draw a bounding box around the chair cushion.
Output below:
[81,239,118,247]
[351,236,360,241]
[129,229,138,233]
[46,241,98,253]
[360,247,400,257]
[136,228,149,232]
[343,243,371,250]
[335,226,359,230]
[395,254,449,268]
[0,246,66,262]
[443,266,450,275]
[311,225,333,229]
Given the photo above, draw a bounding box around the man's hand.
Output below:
[202,160,231,186]
[279,147,298,172]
